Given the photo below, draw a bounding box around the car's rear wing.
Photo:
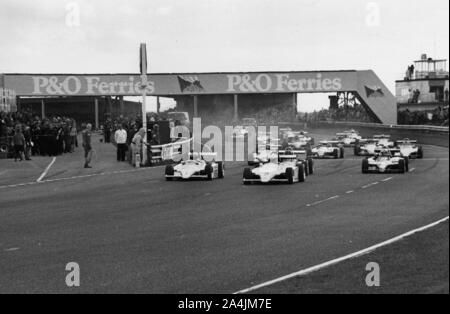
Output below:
[374,148,402,156]
[373,134,391,139]
[319,140,340,145]
[396,139,417,144]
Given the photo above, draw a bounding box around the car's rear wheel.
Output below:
[334,149,339,159]
[418,147,424,159]
[243,168,252,185]
[340,147,345,159]
[165,165,174,181]
[399,159,406,174]
[286,167,295,184]
[297,164,305,183]
[307,158,314,175]
[217,162,225,178]
[205,163,214,180]
[362,159,369,174]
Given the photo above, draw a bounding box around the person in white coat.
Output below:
[114,125,128,162]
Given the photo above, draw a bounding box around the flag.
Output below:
[177,76,204,93]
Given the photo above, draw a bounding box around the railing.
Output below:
[149,137,192,164]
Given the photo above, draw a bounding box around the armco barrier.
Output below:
[280,121,449,148]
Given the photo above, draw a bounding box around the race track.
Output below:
[0,131,448,293]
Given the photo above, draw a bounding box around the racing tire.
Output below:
[307,158,314,175]
[399,159,406,174]
[334,149,339,159]
[297,164,305,183]
[205,163,214,180]
[340,147,345,159]
[286,167,295,184]
[165,165,174,181]
[243,168,253,185]
[218,162,225,179]
[417,147,424,159]
[362,159,369,174]
[405,157,409,172]
[354,145,360,156]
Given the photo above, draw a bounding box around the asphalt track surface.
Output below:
[0,131,448,293]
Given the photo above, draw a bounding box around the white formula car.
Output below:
[354,139,381,156]
[362,148,409,174]
[395,139,424,159]
[243,152,307,185]
[336,130,362,146]
[373,135,395,148]
[310,141,345,159]
[165,153,224,181]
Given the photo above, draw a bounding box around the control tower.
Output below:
[396,54,449,111]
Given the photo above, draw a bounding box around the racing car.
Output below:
[310,141,345,159]
[373,134,395,148]
[335,129,362,146]
[354,138,381,156]
[280,133,313,151]
[395,139,424,159]
[165,152,225,181]
[243,150,308,185]
[362,148,409,174]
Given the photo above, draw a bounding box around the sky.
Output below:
[0,0,449,112]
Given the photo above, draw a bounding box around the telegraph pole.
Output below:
[140,43,148,165]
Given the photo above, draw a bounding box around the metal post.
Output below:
[234,94,239,122]
[119,96,124,115]
[41,99,46,119]
[293,93,297,122]
[157,96,161,114]
[94,98,99,130]
[141,89,147,165]
[193,95,198,118]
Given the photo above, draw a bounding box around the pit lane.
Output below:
[0,130,448,293]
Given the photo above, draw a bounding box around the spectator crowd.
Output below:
[0,109,78,161]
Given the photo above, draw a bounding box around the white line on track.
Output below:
[234,216,450,294]
[410,168,416,172]
[346,190,354,194]
[0,165,164,190]
[36,157,56,182]
[306,195,339,207]
[382,177,393,182]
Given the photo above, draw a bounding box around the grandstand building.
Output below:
[396,54,450,111]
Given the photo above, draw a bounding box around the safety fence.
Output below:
[149,137,193,165]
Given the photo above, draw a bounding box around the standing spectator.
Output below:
[114,124,127,162]
[70,121,78,152]
[130,128,146,167]
[23,126,32,161]
[82,123,93,168]
[12,125,25,162]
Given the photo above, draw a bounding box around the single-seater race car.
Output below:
[354,138,381,156]
[165,152,225,181]
[280,131,315,150]
[310,141,345,159]
[243,150,308,185]
[373,134,395,148]
[395,139,424,159]
[335,129,362,146]
[362,148,409,174]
